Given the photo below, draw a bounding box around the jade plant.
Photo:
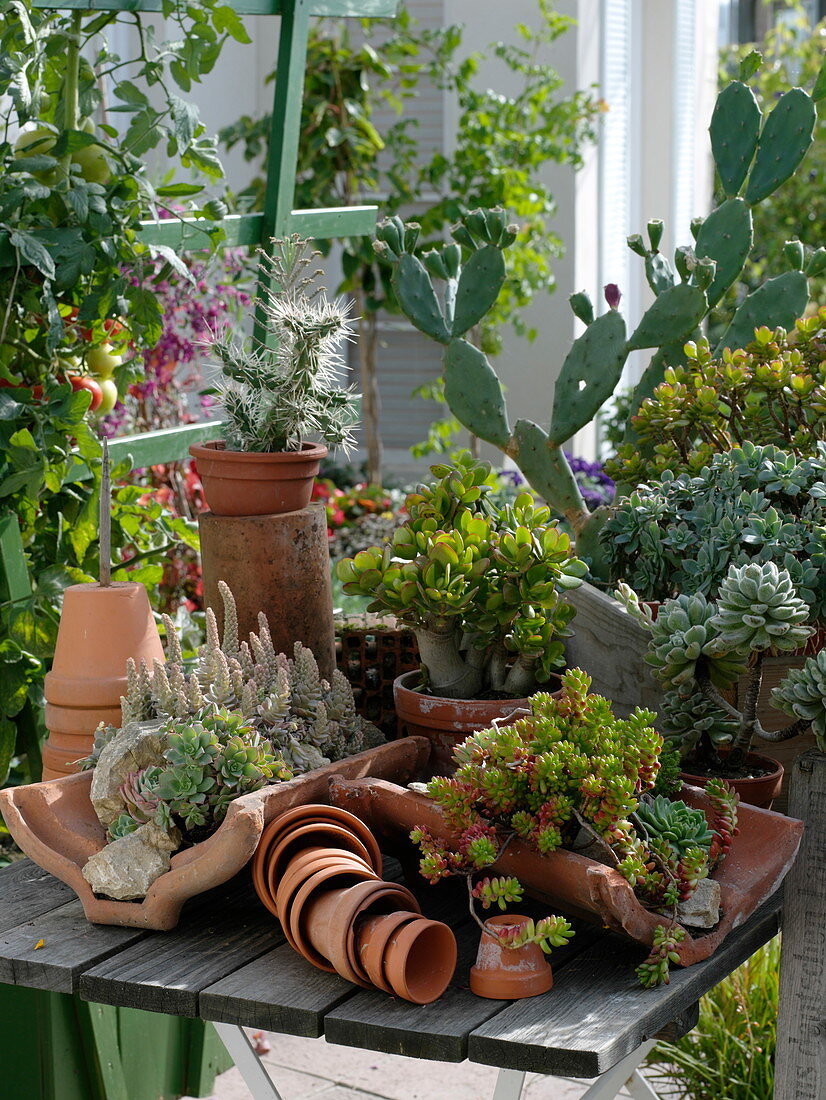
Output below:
[622,560,820,773]
[209,236,359,454]
[336,453,587,699]
[107,710,292,842]
[602,442,826,618]
[606,312,826,486]
[373,60,825,570]
[412,669,739,985]
[88,580,381,773]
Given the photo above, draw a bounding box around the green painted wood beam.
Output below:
[64,420,227,486]
[136,205,377,251]
[32,1,397,16]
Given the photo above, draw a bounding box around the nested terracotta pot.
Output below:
[189,440,327,517]
[393,671,532,776]
[284,864,380,967]
[43,581,164,780]
[382,916,457,1004]
[470,914,553,1000]
[356,911,419,992]
[680,750,783,810]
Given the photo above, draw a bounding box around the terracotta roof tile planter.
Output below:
[327,776,803,969]
[0,736,430,931]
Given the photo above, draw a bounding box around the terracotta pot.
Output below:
[272,852,376,924]
[0,736,429,931]
[43,581,164,780]
[251,803,382,902]
[343,882,422,982]
[393,671,532,776]
[469,914,553,999]
[356,911,420,992]
[680,751,783,810]
[189,440,327,517]
[383,917,457,1004]
[328,775,804,969]
[266,822,375,887]
[287,866,378,969]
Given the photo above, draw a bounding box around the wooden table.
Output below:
[0,857,781,1100]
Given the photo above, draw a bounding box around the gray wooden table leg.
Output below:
[492,1067,526,1100]
[213,1022,285,1100]
[579,1040,658,1100]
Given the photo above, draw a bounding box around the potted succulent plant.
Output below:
[336,453,587,772]
[190,236,360,517]
[621,559,822,807]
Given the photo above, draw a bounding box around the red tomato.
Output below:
[67,373,103,411]
[0,378,44,399]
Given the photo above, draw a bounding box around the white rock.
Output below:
[82,820,181,901]
[677,877,721,929]
[90,720,166,827]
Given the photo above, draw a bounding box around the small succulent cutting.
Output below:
[337,453,587,699]
[110,710,292,841]
[411,669,738,985]
[623,560,818,772]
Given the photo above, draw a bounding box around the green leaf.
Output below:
[170,95,199,150]
[213,5,251,43]
[0,718,15,785]
[113,80,149,106]
[813,52,826,102]
[9,229,55,279]
[148,244,195,284]
[156,182,203,197]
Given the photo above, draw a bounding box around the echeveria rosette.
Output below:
[644,593,747,690]
[635,795,713,860]
[772,650,826,751]
[659,688,739,756]
[708,561,812,653]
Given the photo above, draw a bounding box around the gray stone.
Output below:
[677,876,721,929]
[82,820,181,901]
[90,720,166,827]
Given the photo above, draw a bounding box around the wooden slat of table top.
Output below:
[0,859,74,932]
[0,898,146,993]
[78,878,280,1017]
[323,917,604,1064]
[468,891,782,1079]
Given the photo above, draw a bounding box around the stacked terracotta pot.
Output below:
[252,804,457,1004]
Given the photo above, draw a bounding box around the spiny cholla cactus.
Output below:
[118,580,381,773]
[111,710,291,841]
[772,649,826,752]
[210,236,359,454]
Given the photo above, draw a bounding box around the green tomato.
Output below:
[85,343,122,379]
[97,379,119,415]
[80,117,96,135]
[14,126,58,184]
[71,142,110,184]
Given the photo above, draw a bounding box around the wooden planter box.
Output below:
[566,582,819,813]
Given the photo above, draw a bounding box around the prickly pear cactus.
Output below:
[115,581,382,772]
[375,59,822,575]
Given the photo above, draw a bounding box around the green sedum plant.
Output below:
[373,57,825,570]
[336,453,587,699]
[111,710,291,840]
[411,669,738,985]
[606,312,826,486]
[210,237,359,454]
[603,442,826,619]
[86,580,382,774]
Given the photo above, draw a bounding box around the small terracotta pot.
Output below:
[189,440,327,517]
[266,822,375,886]
[344,883,422,982]
[43,581,164,780]
[383,916,457,1004]
[272,851,376,922]
[251,803,382,897]
[469,914,553,1000]
[393,671,532,776]
[680,751,783,810]
[302,882,377,980]
[288,865,379,968]
[357,911,420,992]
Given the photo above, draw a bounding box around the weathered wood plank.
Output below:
[0,860,74,933]
[775,750,825,1100]
[0,900,145,994]
[79,881,279,1017]
[566,582,660,718]
[468,892,782,1079]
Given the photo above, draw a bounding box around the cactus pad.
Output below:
[714,270,809,354]
[644,252,676,296]
[512,420,586,519]
[444,338,511,448]
[745,88,816,205]
[694,198,753,308]
[709,81,761,197]
[549,310,627,445]
[451,246,507,338]
[626,284,707,352]
[393,253,450,344]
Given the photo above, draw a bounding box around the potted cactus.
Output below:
[336,453,587,772]
[621,559,823,807]
[190,236,359,517]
